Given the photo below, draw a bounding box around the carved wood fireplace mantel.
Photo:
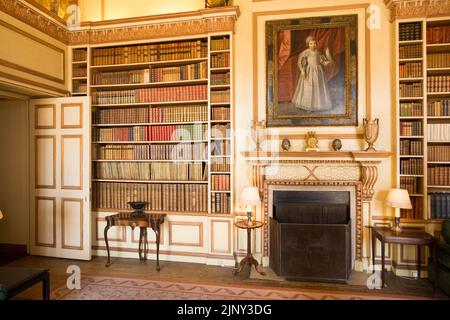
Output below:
[241,150,392,264]
[242,150,392,202]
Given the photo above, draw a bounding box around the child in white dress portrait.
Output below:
[291,35,334,112]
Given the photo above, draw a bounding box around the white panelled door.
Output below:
[30,97,91,260]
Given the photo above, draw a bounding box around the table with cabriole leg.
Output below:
[104,212,165,271]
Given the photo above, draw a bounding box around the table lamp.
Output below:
[240,186,260,225]
[385,188,412,232]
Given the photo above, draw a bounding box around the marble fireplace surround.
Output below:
[242,150,392,270]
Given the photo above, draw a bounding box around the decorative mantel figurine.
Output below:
[281,138,291,151]
[205,0,230,8]
[305,132,319,151]
[363,118,379,151]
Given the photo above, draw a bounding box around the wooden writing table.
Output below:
[104,212,165,271]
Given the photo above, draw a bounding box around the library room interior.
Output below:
[0,0,450,301]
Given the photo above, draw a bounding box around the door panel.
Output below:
[30,97,91,260]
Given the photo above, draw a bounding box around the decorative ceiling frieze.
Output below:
[0,0,240,45]
[0,0,69,43]
[384,0,450,21]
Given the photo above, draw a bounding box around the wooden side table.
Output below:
[104,212,165,271]
[234,220,265,276]
[371,226,436,288]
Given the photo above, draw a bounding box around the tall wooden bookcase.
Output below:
[88,34,234,216]
[395,18,450,222]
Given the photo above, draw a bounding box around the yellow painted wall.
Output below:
[0,100,29,246]
[0,11,68,97]
[79,0,206,21]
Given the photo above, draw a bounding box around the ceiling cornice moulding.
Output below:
[384,0,450,21]
[0,0,240,46]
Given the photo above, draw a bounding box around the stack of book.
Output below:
[211,193,231,213]
[149,61,207,82]
[427,123,450,141]
[428,145,450,162]
[427,75,450,92]
[399,22,422,41]
[429,193,450,219]
[149,104,208,123]
[211,107,230,121]
[427,166,450,185]
[92,40,208,65]
[211,174,230,191]
[427,25,450,44]
[92,182,208,212]
[73,49,87,62]
[211,37,230,51]
[427,53,450,68]
[211,72,230,86]
[400,176,422,194]
[400,82,422,97]
[93,107,149,124]
[400,102,423,116]
[400,120,423,136]
[399,44,422,59]
[211,52,230,68]
[400,158,423,175]
[400,139,423,155]
[211,89,230,103]
[399,62,422,78]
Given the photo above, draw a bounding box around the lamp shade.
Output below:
[240,186,261,206]
[385,188,412,209]
[0,210,3,220]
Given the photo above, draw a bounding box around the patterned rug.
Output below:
[52,275,431,300]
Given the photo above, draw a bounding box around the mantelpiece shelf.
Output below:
[241,150,393,159]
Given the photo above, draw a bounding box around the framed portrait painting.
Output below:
[266,15,358,127]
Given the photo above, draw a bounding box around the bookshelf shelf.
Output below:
[399,77,423,81]
[399,174,424,177]
[399,40,423,44]
[399,58,423,62]
[92,159,207,162]
[399,97,423,100]
[400,155,424,158]
[92,100,209,107]
[90,79,208,89]
[399,116,424,119]
[92,179,208,184]
[90,57,208,71]
[92,140,208,144]
[92,121,209,127]
[72,61,87,64]
[210,67,230,72]
[87,33,234,215]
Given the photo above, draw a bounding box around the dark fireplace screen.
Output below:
[270,190,352,282]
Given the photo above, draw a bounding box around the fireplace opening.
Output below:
[270,190,352,282]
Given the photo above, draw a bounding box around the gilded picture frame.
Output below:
[266,15,358,127]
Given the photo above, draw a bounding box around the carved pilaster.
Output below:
[385,0,450,21]
[251,162,266,197]
[360,161,380,202]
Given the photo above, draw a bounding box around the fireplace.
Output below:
[266,182,362,282]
